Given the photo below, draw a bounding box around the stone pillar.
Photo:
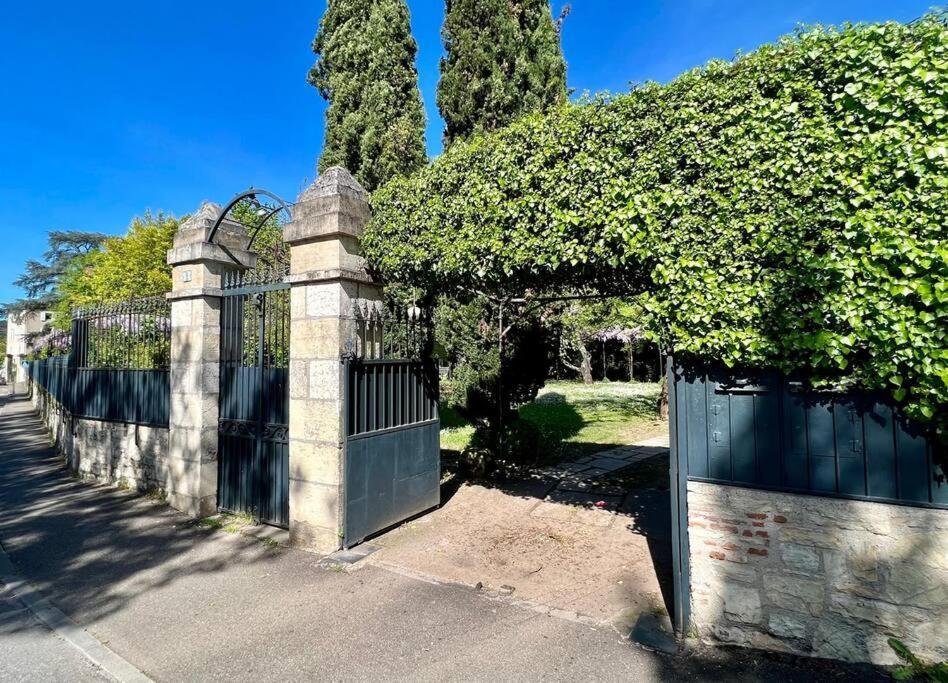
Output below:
[165,203,257,517]
[284,167,382,553]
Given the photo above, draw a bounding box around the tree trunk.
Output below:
[658,374,669,420]
[628,344,634,383]
[579,343,594,384]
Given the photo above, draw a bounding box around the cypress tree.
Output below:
[437,0,567,145]
[309,0,427,192]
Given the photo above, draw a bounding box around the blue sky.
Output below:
[0,0,934,305]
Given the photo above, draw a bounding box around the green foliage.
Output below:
[309,0,427,191]
[54,252,101,326]
[55,212,178,322]
[437,0,567,145]
[888,638,948,682]
[551,297,640,382]
[367,15,948,443]
[230,200,288,273]
[6,231,107,315]
[447,380,663,475]
[433,294,499,405]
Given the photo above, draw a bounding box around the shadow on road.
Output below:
[0,393,277,633]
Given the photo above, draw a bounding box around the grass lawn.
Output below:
[440,380,665,463]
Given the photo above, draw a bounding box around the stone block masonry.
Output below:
[165,202,256,518]
[284,167,383,554]
[31,386,170,493]
[688,480,948,665]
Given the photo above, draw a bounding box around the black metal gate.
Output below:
[218,270,290,527]
[342,307,441,547]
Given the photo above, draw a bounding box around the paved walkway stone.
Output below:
[533,434,673,527]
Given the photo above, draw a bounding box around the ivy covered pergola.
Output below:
[364,14,947,447]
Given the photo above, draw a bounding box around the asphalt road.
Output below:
[0,389,887,682]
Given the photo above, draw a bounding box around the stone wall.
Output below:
[688,480,948,665]
[31,384,170,493]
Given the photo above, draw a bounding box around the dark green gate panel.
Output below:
[344,421,440,546]
[218,275,290,528]
[671,362,946,509]
[343,358,440,547]
[218,423,289,527]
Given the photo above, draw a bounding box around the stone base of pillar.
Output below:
[167,491,217,518]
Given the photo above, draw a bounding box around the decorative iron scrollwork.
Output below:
[262,423,289,442]
[219,419,289,443]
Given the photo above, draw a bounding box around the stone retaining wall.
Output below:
[688,480,948,665]
[31,385,170,493]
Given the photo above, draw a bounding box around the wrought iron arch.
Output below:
[206,188,293,250]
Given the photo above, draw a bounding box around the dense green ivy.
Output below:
[365,15,948,441]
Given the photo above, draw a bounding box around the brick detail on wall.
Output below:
[688,480,948,665]
[31,386,170,494]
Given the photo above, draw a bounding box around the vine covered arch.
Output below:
[364,15,948,447]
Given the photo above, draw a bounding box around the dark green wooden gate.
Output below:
[342,357,440,547]
[218,271,290,527]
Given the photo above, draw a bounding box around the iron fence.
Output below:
[351,303,432,361]
[73,297,171,369]
[31,327,71,359]
[345,359,439,437]
[27,296,172,427]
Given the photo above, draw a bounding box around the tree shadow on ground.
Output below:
[647,642,890,682]
[0,394,278,635]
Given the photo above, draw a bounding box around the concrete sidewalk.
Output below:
[0,391,886,682]
[0,574,110,682]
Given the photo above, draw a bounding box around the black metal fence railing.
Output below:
[345,359,439,437]
[31,327,71,359]
[73,297,171,369]
[27,296,172,428]
[345,302,438,437]
[351,303,432,361]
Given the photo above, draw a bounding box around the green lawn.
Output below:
[440,380,665,463]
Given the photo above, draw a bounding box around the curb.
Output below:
[0,539,152,682]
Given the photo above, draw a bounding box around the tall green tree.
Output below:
[437,0,567,145]
[309,0,427,192]
[82,212,179,304]
[52,212,179,324]
[5,231,107,315]
[431,0,569,451]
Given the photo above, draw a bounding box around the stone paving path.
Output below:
[533,434,671,514]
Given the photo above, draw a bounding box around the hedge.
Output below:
[364,14,948,443]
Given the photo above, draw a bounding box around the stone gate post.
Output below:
[284,167,382,553]
[166,203,256,516]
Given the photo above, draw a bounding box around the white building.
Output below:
[3,310,51,385]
